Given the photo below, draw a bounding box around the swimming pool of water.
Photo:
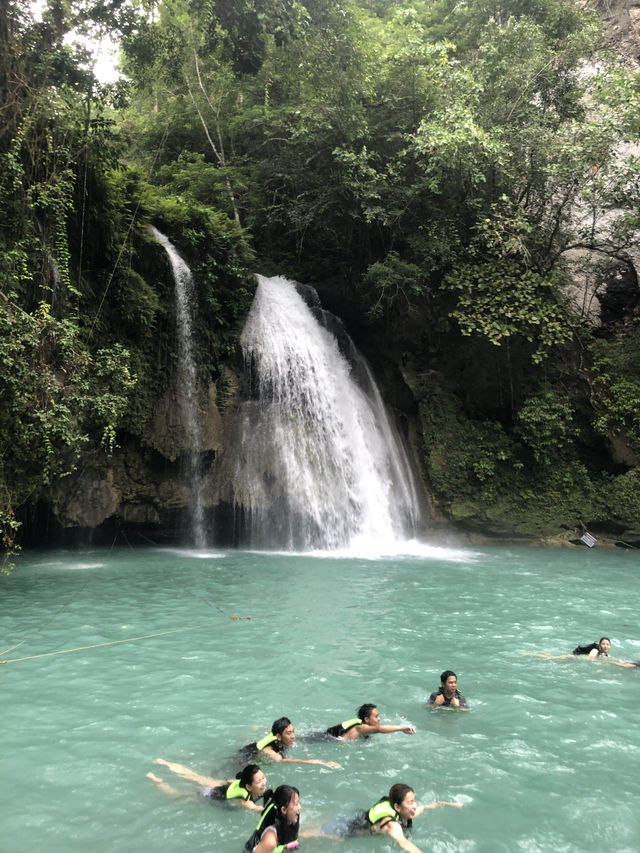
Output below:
[2,544,639,852]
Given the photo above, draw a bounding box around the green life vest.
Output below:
[368,799,399,826]
[340,717,362,731]
[245,802,298,852]
[256,733,278,751]
[226,778,251,801]
[255,801,275,831]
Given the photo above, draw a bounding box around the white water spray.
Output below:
[150,227,206,547]
[222,275,423,552]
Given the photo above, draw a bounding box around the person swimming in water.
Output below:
[146,760,268,812]
[244,784,301,852]
[533,637,638,667]
[426,671,469,710]
[323,704,416,740]
[318,782,461,853]
[239,717,340,768]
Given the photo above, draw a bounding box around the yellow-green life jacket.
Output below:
[256,733,278,751]
[226,778,251,801]
[368,799,399,826]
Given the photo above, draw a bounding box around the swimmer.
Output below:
[532,637,637,666]
[244,784,300,852]
[318,783,461,853]
[239,717,340,769]
[323,703,416,740]
[426,671,469,710]
[146,761,268,811]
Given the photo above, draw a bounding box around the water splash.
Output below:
[219,274,424,552]
[150,227,206,547]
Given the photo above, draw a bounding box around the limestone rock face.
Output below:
[48,373,240,536]
[148,380,224,461]
[52,464,119,528]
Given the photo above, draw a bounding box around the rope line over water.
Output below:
[0,614,265,666]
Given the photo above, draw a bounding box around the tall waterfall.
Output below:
[150,227,206,547]
[221,275,423,553]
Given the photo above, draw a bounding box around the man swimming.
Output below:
[324,704,416,740]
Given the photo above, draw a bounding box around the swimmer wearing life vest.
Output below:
[317,783,461,853]
[426,671,469,710]
[324,703,416,740]
[146,760,268,812]
[244,784,301,853]
[240,717,340,769]
[533,637,638,667]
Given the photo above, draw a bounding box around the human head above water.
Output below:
[440,670,457,685]
[599,637,611,653]
[387,783,416,818]
[357,703,377,722]
[272,717,293,736]
[271,716,295,747]
[236,764,266,794]
[272,784,301,822]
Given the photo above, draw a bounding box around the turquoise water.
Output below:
[2,545,639,853]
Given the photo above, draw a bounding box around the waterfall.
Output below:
[219,274,423,553]
[150,227,206,547]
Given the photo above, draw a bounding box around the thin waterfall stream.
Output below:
[150,227,206,547]
[215,274,424,552]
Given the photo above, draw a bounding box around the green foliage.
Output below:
[420,385,516,508]
[445,260,574,362]
[514,391,576,464]
[0,295,136,520]
[363,251,427,321]
[418,381,607,534]
[606,470,640,526]
[589,332,640,455]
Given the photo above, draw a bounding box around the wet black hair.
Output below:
[237,764,262,789]
[271,717,293,736]
[272,784,300,813]
[357,703,377,721]
[388,783,414,809]
[599,637,611,646]
[271,784,301,842]
[440,670,457,684]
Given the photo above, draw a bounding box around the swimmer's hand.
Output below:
[416,801,462,815]
[323,760,341,769]
[403,725,416,735]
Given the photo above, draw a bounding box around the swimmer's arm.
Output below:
[261,746,339,766]
[252,826,279,853]
[415,801,462,816]
[279,756,341,769]
[238,799,264,812]
[360,723,416,735]
[607,659,638,668]
[260,745,283,761]
[379,821,424,853]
